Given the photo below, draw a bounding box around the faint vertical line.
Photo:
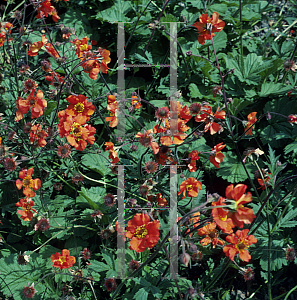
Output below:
[117,165,125,278]
[169,165,178,278]
[170,22,178,138]
[117,22,125,138]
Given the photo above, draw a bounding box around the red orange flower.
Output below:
[212,197,234,234]
[98,48,111,73]
[104,142,119,164]
[29,124,48,147]
[65,116,96,151]
[105,102,118,128]
[197,222,224,248]
[71,37,92,58]
[288,114,297,124]
[0,33,5,47]
[16,167,41,197]
[51,249,76,270]
[188,150,200,172]
[178,177,202,199]
[45,43,60,58]
[16,197,38,221]
[135,129,159,154]
[244,112,257,136]
[156,193,167,207]
[15,88,47,121]
[209,142,225,168]
[193,12,225,45]
[131,95,141,109]
[195,105,226,135]
[65,94,95,120]
[223,229,257,262]
[225,184,256,228]
[126,213,160,252]
[28,34,48,56]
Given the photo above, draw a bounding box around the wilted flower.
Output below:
[17,252,30,265]
[4,156,18,171]
[240,267,255,281]
[104,278,117,292]
[144,160,158,174]
[34,218,50,232]
[80,248,92,260]
[57,143,71,158]
[23,283,37,298]
[104,193,116,206]
[129,260,141,271]
[285,246,296,261]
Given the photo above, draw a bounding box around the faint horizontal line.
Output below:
[124,64,170,68]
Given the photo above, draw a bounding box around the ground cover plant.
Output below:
[0,0,297,299]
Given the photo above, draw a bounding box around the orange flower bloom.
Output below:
[82,58,100,80]
[197,222,224,248]
[195,105,226,135]
[223,229,257,262]
[29,124,48,147]
[156,193,167,207]
[209,142,226,168]
[98,48,111,73]
[16,167,41,198]
[36,0,54,20]
[2,22,13,34]
[257,172,272,190]
[188,150,200,172]
[15,88,47,121]
[51,249,76,270]
[135,129,159,154]
[71,37,92,58]
[131,95,141,109]
[212,197,234,234]
[65,94,95,120]
[225,184,256,228]
[178,177,202,199]
[193,12,225,45]
[16,197,38,221]
[45,43,60,58]
[105,102,118,128]
[28,34,48,56]
[245,112,257,136]
[126,213,160,252]
[156,118,189,146]
[0,33,6,47]
[44,71,64,86]
[63,116,96,151]
[104,141,119,164]
[155,145,170,165]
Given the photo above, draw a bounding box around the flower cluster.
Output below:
[57,94,96,151]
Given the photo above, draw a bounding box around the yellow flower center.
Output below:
[186,184,193,191]
[74,102,85,113]
[79,44,88,52]
[135,225,148,239]
[71,123,82,139]
[220,215,227,221]
[23,176,33,188]
[58,256,66,264]
[25,204,31,211]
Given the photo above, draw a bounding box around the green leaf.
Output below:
[77,186,106,210]
[217,155,254,183]
[225,53,268,85]
[134,288,149,300]
[81,153,110,176]
[284,142,297,155]
[189,83,203,99]
[258,82,291,97]
[95,0,133,22]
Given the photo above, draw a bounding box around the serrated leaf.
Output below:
[258,82,291,97]
[81,153,110,176]
[77,186,106,210]
[217,155,254,183]
[89,260,110,272]
[95,0,133,22]
[134,288,149,300]
[284,142,297,155]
